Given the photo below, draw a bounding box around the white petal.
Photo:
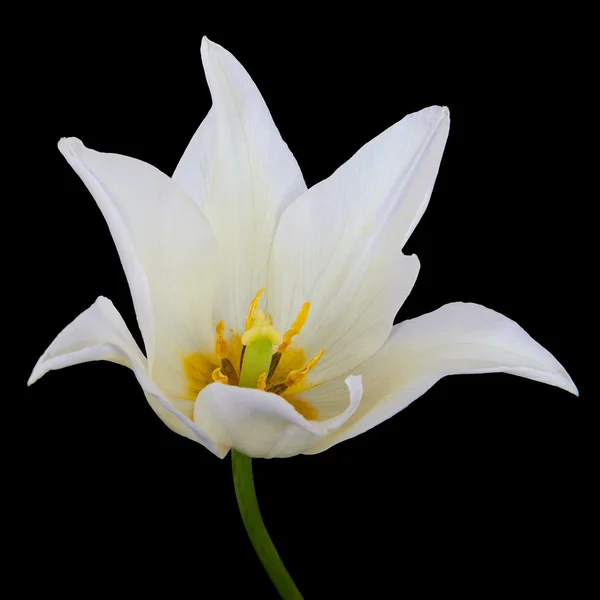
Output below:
[28,296,147,383]
[173,38,307,332]
[172,107,216,209]
[268,106,449,382]
[305,252,420,383]
[292,373,363,420]
[58,138,218,399]
[307,302,578,454]
[193,376,362,458]
[29,297,225,457]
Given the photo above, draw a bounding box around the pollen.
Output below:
[215,320,229,359]
[212,367,228,384]
[245,286,267,331]
[284,348,325,388]
[279,302,310,353]
[256,372,267,391]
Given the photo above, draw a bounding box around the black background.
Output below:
[14,10,593,599]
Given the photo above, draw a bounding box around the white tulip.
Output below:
[29,38,577,460]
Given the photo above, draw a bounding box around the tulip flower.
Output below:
[28,38,577,599]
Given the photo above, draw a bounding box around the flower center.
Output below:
[182,287,324,420]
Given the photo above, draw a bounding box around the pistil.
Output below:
[239,337,273,388]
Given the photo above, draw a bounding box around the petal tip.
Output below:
[344,373,363,387]
[27,357,47,387]
[435,105,450,125]
[201,36,221,58]
[57,137,84,158]
[564,375,579,397]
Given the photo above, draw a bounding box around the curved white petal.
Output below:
[58,138,218,399]
[193,376,362,458]
[268,106,449,382]
[307,302,578,454]
[28,296,147,383]
[174,38,307,332]
[29,297,225,457]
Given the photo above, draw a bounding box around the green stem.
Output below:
[231,450,304,599]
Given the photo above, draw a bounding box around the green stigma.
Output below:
[239,309,282,389]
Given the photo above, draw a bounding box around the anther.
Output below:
[256,372,267,391]
[284,348,325,388]
[212,367,228,384]
[215,320,229,359]
[245,286,267,331]
[279,302,310,353]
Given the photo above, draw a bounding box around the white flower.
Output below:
[28,38,577,459]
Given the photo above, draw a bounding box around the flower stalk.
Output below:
[231,450,303,599]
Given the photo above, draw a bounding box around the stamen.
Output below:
[266,383,287,395]
[245,286,267,331]
[212,367,228,384]
[221,358,239,386]
[215,320,229,359]
[256,372,267,391]
[239,345,246,371]
[267,351,282,382]
[187,290,321,399]
[279,302,310,353]
[284,348,325,388]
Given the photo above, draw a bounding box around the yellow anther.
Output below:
[241,308,283,347]
[215,320,229,359]
[279,302,311,353]
[245,286,267,331]
[284,347,325,388]
[256,372,267,391]
[212,367,228,384]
